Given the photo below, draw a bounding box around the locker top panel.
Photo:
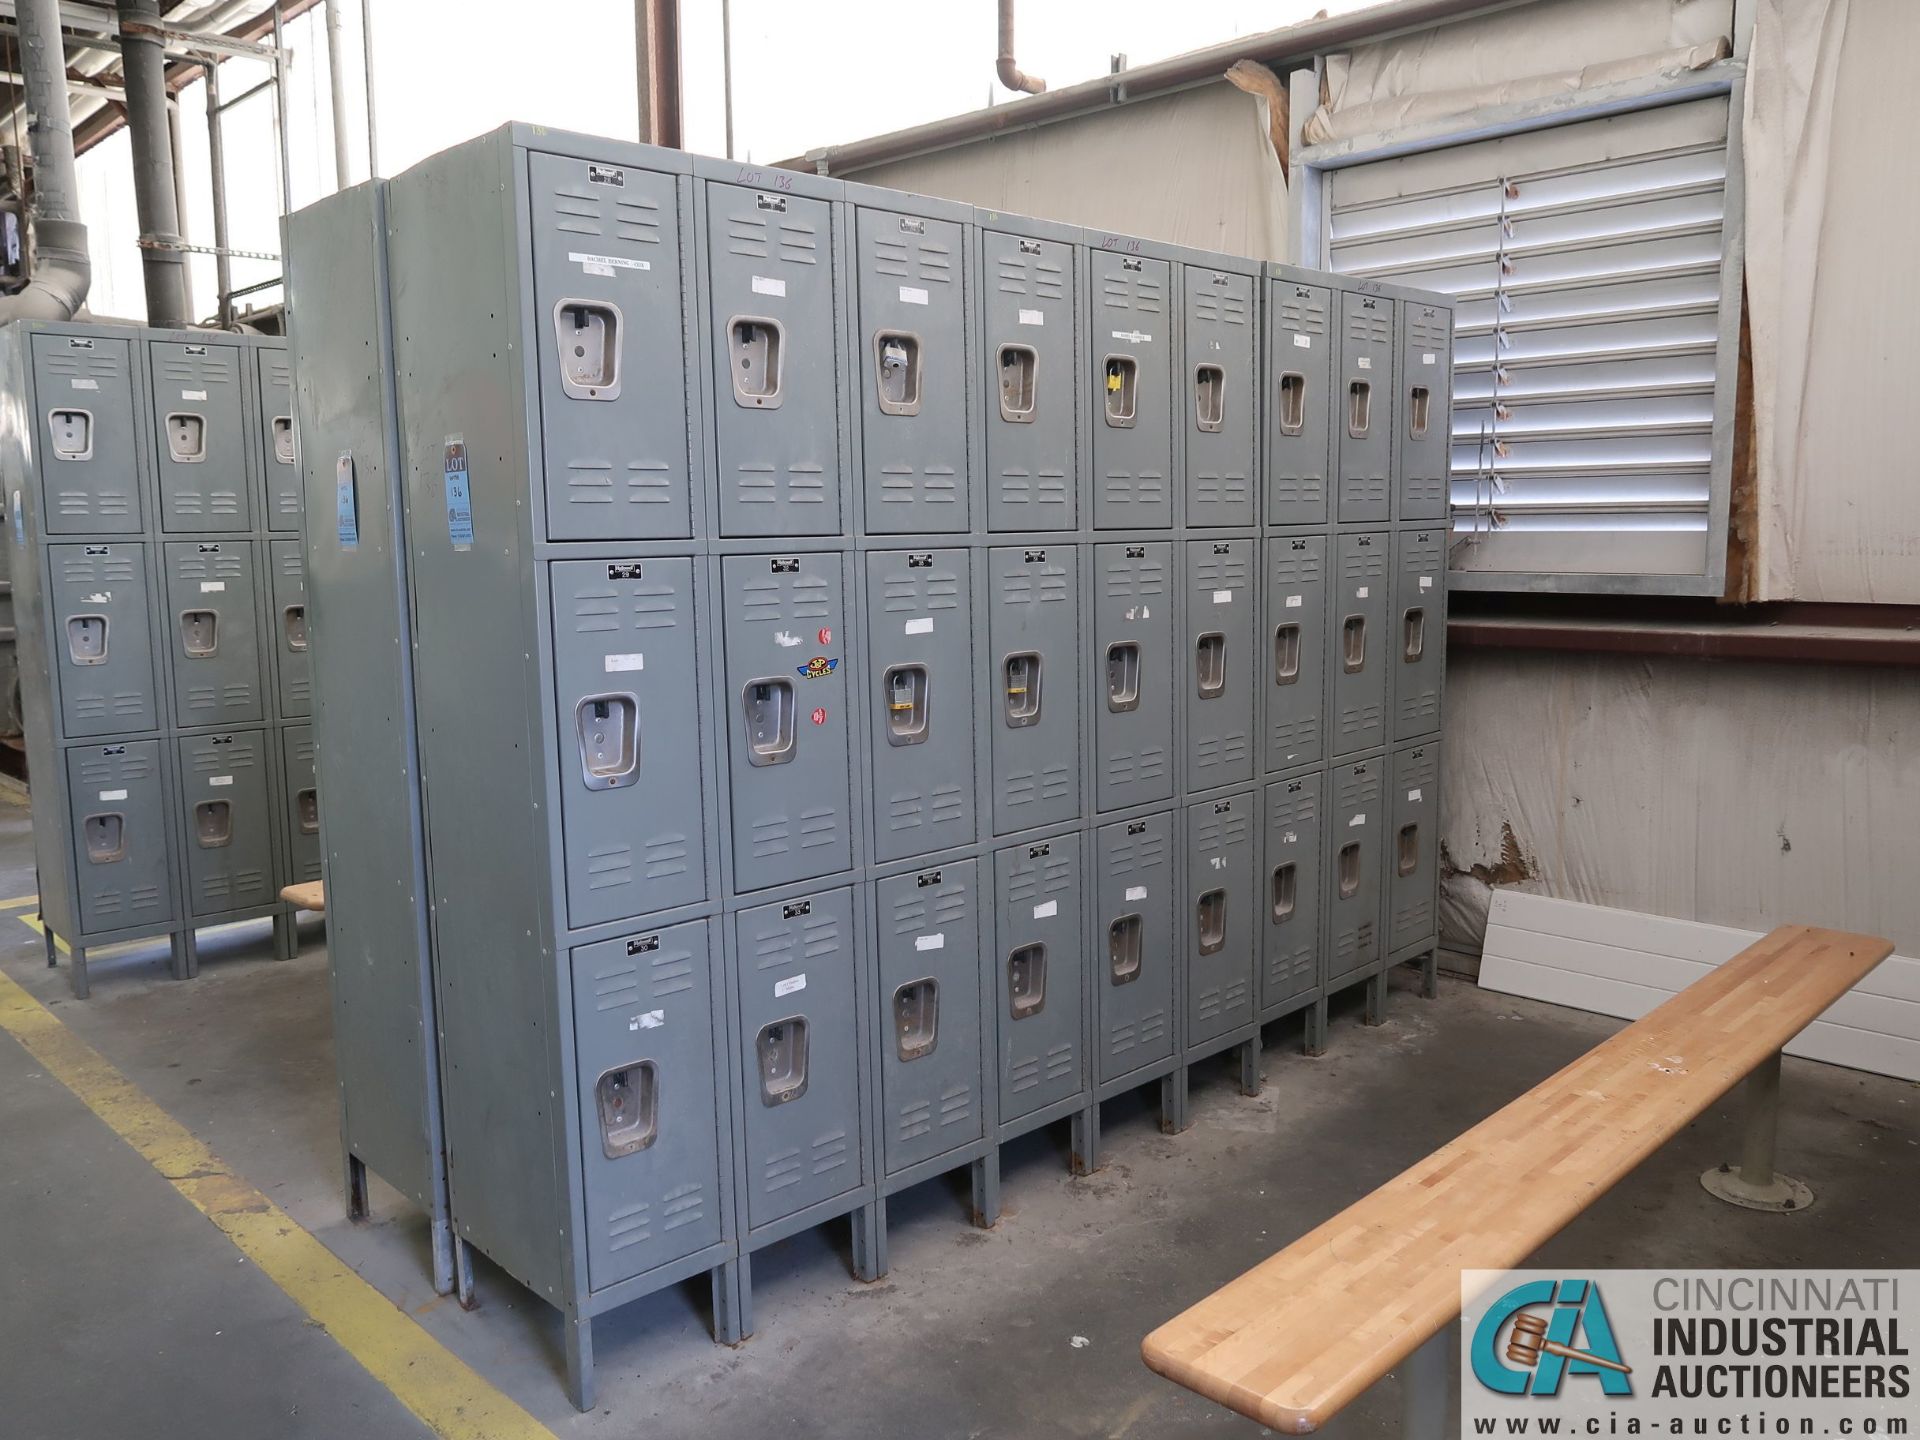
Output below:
[844,179,973,228]
[972,208,1082,249]
[689,150,842,201]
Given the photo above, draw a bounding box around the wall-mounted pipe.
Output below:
[996,0,1045,94]
[0,0,91,321]
[117,0,192,328]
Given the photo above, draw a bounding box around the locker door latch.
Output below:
[1398,823,1420,877]
[874,332,922,416]
[1271,862,1297,923]
[283,605,308,653]
[998,343,1037,423]
[553,299,624,401]
[83,812,126,864]
[48,408,93,461]
[166,412,208,463]
[728,316,785,408]
[1342,614,1367,674]
[1196,889,1226,955]
[1003,652,1042,727]
[1402,607,1425,663]
[1338,840,1362,899]
[1108,914,1142,985]
[1276,373,1306,436]
[757,1017,810,1105]
[1007,944,1048,1019]
[180,609,219,658]
[1347,380,1372,437]
[66,614,108,666]
[1105,642,1141,713]
[883,664,929,746]
[1103,356,1137,427]
[595,1060,658,1157]
[194,799,233,849]
[742,679,796,765]
[893,978,939,1061]
[296,788,320,835]
[271,415,296,464]
[575,693,639,789]
[1194,632,1226,700]
[1408,385,1431,439]
[1193,364,1225,432]
[1272,623,1300,686]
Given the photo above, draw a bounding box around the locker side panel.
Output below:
[1262,534,1324,772]
[33,333,143,534]
[1328,530,1389,760]
[255,345,301,530]
[734,888,863,1230]
[1388,742,1441,954]
[1265,280,1330,528]
[1094,812,1174,1085]
[1184,791,1256,1049]
[864,548,975,862]
[1185,538,1255,792]
[530,152,694,541]
[1334,290,1392,523]
[1398,301,1452,522]
[982,228,1075,532]
[65,740,175,932]
[1092,541,1173,813]
[1261,773,1321,1017]
[572,918,726,1291]
[873,862,984,1177]
[164,540,264,727]
[280,724,322,885]
[268,539,312,718]
[150,339,251,533]
[176,729,275,917]
[552,556,709,924]
[1182,266,1255,528]
[994,833,1085,1125]
[1391,526,1446,742]
[987,545,1080,835]
[48,542,159,737]
[1090,250,1172,530]
[1326,758,1383,987]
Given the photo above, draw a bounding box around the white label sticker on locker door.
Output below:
[1213,590,1233,605]
[99,788,127,801]
[1293,334,1312,349]
[914,933,945,952]
[899,286,929,306]
[1018,308,1044,327]
[751,275,786,298]
[71,377,98,390]
[631,1009,664,1031]
[1356,586,1369,599]
[1357,357,1372,371]
[1348,812,1365,827]
[1285,594,1303,608]
[568,251,650,277]
[200,581,226,593]
[903,617,933,635]
[1423,353,1436,365]
[1125,885,1147,902]
[774,973,806,998]
[604,653,644,672]
[209,775,233,787]
[1033,900,1058,920]
[1420,576,1433,590]
[183,389,207,400]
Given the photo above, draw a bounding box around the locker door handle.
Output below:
[1102,355,1137,427]
[1003,652,1042,727]
[882,664,930,746]
[1272,623,1300,686]
[757,1016,810,1105]
[997,343,1038,423]
[1342,615,1367,674]
[282,604,308,653]
[48,407,94,461]
[575,693,639,789]
[1347,380,1371,437]
[1402,607,1425,663]
[1196,889,1227,955]
[66,613,109,666]
[893,978,940,1061]
[1193,363,1225,432]
[1276,372,1306,436]
[1108,914,1143,985]
[552,298,623,401]
[874,331,923,416]
[1397,823,1420,877]
[1105,642,1141,713]
[296,788,320,834]
[1337,841,1362,899]
[82,812,126,864]
[1408,385,1431,439]
[165,412,207,463]
[1271,863,1297,924]
[595,1059,658,1157]
[742,679,796,765]
[180,609,219,658]
[728,316,785,408]
[1007,944,1048,1019]
[194,799,233,849]
[1194,632,1226,700]
[271,415,296,464]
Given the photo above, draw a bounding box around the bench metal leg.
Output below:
[1401,1320,1455,1440]
[1701,1048,1813,1212]
[971,1150,1000,1228]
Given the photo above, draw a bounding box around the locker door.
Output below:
[1182,266,1255,528]
[32,333,142,534]
[1326,757,1383,989]
[48,543,159,737]
[1391,526,1446,742]
[1094,812,1174,1086]
[982,228,1075,532]
[1388,742,1441,954]
[1335,290,1392,523]
[280,725,322,885]
[722,553,852,890]
[856,207,969,534]
[530,152,693,542]
[268,539,311,718]
[255,347,302,530]
[1092,542,1173,813]
[994,834,1085,1125]
[705,181,842,537]
[1262,772,1321,1019]
[164,541,263,727]
[1263,535,1325,773]
[864,549,975,862]
[150,339,250,532]
[66,740,174,932]
[987,545,1080,835]
[1185,792,1256,1049]
[1090,249,1171,530]
[734,888,863,1229]
[177,729,274,917]
[551,557,708,924]
[1398,301,1452,521]
[1265,279,1331,528]
[1185,538,1255,792]
[873,862,984,1177]
[572,918,725,1289]
[1328,530,1388,759]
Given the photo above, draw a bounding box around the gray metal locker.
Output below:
[570,918,726,1290]
[65,740,174,933]
[1182,265,1255,528]
[1185,538,1255,793]
[1398,300,1452,522]
[1328,530,1388,760]
[987,544,1079,835]
[48,542,159,737]
[733,887,864,1230]
[1261,772,1321,1020]
[149,338,250,533]
[1094,812,1174,1086]
[1184,791,1256,1049]
[855,206,969,535]
[721,552,852,890]
[1388,742,1441,956]
[1090,248,1171,530]
[863,548,974,862]
[873,862,984,1178]
[1265,276,1331,528]
[993,832,1085,1126]
[980,224,1074,532]
[1092,541,1173,813]
[176,728,275,917]
[280,725,321,885]
[268,539,311,719]
[704,180,842,537]
[1335,289,1392,524]
[1391,526,1446,742]
[1263,535,1324,773]
[552,557,708,924]
[163,540,263,728]
[1326,755,1383,989]
[530,152,693,542]
[32,332,143,534]
[255,345,301,530]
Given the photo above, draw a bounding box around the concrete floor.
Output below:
[1,782,1915,1440]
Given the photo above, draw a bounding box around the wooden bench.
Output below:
[279,881,326,913]
[1141,924,1894,1436]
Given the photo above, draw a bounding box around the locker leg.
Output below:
[167,929,189,980]
[454,1235,478,1311]
[1073,1100,1103,1176]
[427,1214,456,1298]
[1237,1035,1262,1098]
[1303,995,1329,1057]
[68,945,90,1000]
[851,1200,887,1283]
[563,1311,595,1413]
[714,1256,752,1345]
[42,920,56,968]
[345,1154,369,1221]
[1364,972,1385,1027]
[272,910,296,961]
[178,926,201,980]
[970,1150,1001,1229]
[1419,950,1440,1000]
[1160,1065,1191,1134]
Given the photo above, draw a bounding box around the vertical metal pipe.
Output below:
[359,0,380,178]
[270,2,292,217]
[1739,1049,1782,1184]
[634,0,682,147]
[720,0,734,159]
[166,97,194,321]
[116,0,190,327]
[204,61,233,329]
[323,0,351,189]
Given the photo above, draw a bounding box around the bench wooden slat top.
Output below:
[1141,925,1894,1434]
[279,881,325,913]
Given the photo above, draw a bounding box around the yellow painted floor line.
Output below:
[0,892,41,911]
[0,967,554,1440]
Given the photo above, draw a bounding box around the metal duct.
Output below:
[996,0,1045,95]
[118,0,192,327]
[0,0,91,320]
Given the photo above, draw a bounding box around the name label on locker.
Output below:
[1125,885,1147,902]
[210,775,233,787]
[1111,329,1152,345]
[914,933,945,952]
[1212,589,1232,605]
[774,973,806,998]
[183,389,207,400]
[1356,586,1369,599]
[1348,812,1366,827]
[71,377,99,391]
[1292,334,1312,349]
[751,275,787,298]
[1408,788,1423,802]
[336,453,359,550]
[1423,353,1437,365]
[443,436,474,551]
[1285,594,1303,608]
[899,286,929,306]
[569,251,650,278]
[603,653,644,673]
[903,617,933,635]
[1033,900,1058,920]
[99,788,127,801]
[1357,357,1372,370]
[1018,308,1045,327]
[630,1010,664,1030]
[1420,576,1434,590]
[200,581,226,593]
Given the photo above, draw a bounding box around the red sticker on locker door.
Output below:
[817,627,832,645]
[811,707,827,726]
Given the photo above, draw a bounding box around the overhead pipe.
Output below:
[996,0,1045,95]
[0,0,91,321]
[323,0,352,188]
[117,0,191,328]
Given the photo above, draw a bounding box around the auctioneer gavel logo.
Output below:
[1505,1311,1633,1376]
[1470,1278,1635,1397]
